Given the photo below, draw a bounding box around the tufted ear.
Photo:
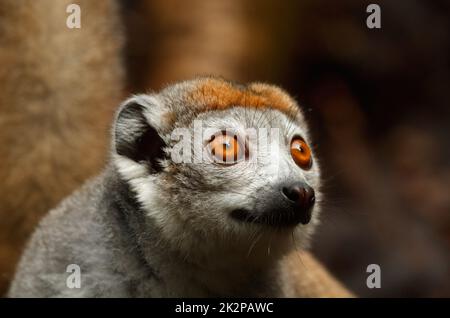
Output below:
[113,95,166,173]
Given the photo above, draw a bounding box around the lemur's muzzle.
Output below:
[281,182,315,222]
[231,181,316,227]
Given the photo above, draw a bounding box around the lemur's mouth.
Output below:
[230,208,311,227]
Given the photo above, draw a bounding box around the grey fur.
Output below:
[9,79,321,297]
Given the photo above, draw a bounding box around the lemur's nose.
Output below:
[281,182,315,224]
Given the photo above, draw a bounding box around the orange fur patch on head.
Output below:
[188,78,300,118]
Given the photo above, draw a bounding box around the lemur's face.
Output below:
[114,78,321,259]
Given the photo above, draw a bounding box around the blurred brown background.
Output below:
[1,0,449,297]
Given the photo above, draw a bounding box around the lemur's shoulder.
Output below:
[281,251,354,297]
[8,169,147,297]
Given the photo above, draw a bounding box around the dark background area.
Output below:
[1,0,449,297]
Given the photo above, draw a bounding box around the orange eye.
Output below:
[209,133,243,165]
[290,137,312,169]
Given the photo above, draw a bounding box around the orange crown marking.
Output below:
[187,78,299,118]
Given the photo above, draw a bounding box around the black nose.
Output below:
[281,182,315,224]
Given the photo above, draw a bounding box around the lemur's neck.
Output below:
[144,236,283,297]
[107,165,284,296]
[157,251,281,297]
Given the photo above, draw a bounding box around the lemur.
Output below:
[9,77,326,297]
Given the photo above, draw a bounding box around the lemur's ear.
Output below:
[113,95,166,172]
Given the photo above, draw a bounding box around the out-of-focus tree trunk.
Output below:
[0,0,124,295]
[123,0,300,90]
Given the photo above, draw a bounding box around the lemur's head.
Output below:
[113,77,321,263]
